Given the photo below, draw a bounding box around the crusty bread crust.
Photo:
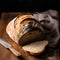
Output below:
[6,15,33,44]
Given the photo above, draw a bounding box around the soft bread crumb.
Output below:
[23,40,48,55]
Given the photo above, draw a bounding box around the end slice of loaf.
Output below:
[23,40,48,55]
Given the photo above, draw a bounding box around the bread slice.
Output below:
[23,40,48,55]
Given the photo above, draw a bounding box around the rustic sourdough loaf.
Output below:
[6,14,48,56]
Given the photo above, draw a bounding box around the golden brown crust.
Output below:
[14,15,44,45]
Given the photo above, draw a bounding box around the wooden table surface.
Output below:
[0,44,19,60]
[0,13,60,60]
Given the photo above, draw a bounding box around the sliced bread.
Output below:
[23,40,48,55]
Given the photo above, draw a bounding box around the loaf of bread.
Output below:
[6,15,44,45]
[6,14,48,56]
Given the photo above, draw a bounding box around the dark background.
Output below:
[0,0,60,12]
